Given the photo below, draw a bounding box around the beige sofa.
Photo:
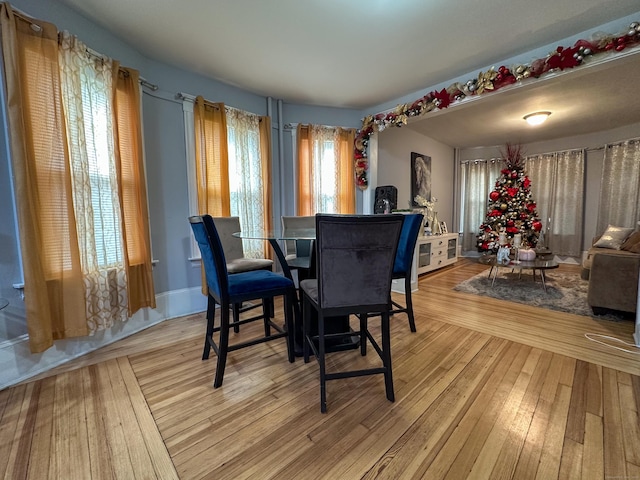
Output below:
[582,230,640,316]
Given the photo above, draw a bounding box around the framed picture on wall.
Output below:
[410,152,431,205]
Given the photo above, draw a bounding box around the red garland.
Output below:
[353,20,640,190]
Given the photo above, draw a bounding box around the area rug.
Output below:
[453,269,631,321]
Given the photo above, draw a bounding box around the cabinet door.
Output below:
[418,242,432,268]
[447,238,457,260]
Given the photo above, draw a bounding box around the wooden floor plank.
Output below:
[1,260,639,479]
[582,412,605,480]
[535,384,573,480]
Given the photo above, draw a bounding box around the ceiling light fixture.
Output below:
[523,111,551,126]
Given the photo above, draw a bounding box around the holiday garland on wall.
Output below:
[476,144,542,253]
[353,20,640,190]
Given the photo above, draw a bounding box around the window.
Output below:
[184,97,272,259]
[2,15,155,351]
[296,124,355,215]
[226,108,268,258]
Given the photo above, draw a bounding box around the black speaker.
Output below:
[374,185,398,213]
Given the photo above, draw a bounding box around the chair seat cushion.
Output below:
[228,270,293,297]
[299,279,318,302]
[226,258,273,274]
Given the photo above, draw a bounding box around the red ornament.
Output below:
[523,177,531,188]
[489,191,500,201]
[507,220,514,227]
[507,187,518,197]
[532,221,542,231]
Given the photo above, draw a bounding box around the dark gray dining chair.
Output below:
[213,216,274,332]
[189,215,296,388]
[300,214,404,412]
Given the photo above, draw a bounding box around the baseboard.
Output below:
[0,287,207,390]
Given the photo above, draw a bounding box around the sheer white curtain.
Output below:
[526,149,584,256]
[597,139,640,234]
[226,107,267,258]
[459,158,503,252]
[310,125,339,213]
[59,32,128,333]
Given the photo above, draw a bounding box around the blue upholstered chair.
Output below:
[391,213,424,332]
[300,214,404,412]
[189,215,296,388]
[213,216,274,332]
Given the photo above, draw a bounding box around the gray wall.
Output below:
[0,0,363,343]
[377,128,456,224]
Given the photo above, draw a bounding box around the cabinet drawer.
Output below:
[430,252,447,268]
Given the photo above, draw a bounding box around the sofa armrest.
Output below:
[587,252,640,314]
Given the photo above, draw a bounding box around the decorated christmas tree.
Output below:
[476,143,542,253]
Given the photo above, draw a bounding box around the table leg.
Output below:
[539,269,548,293]
[267,238,356,355]
[491,265,500,287]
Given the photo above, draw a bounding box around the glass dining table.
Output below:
[233,228,359,355]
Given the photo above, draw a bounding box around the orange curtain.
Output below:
[337,127,356,214]
[113,66,156,313]
[296,124,313,216]
[194,96,230,216]
[258,115,273,259]
[0,4,87,352]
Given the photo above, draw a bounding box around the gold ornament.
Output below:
[475,67,498,94]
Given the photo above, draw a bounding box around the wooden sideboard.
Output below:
[391,232,458,294]
[416,232,458,275]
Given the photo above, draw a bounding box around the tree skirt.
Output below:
[453,269,632,321]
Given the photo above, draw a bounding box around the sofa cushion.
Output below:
[593,225,634,250]
[621,231,640,252]
[582,246,639,272]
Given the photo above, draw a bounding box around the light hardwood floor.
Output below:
[1,260,639,479]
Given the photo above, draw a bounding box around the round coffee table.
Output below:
[534,248,554,260]
[488,258,559,292]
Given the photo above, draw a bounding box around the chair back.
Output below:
[189,215,229,301]
[212,216,245,261]
[315,214,403,311]
[394,213,424,275]
[282,215,315,256]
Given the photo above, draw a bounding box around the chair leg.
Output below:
[213,303,231,388]
[318,312,327,413]
[303,295,311,363]
[381,311,395,403]
[232,303,241,333]
[202,296,216,360]
[285,291,295,363]
[262,298,272,337]
[404,275,417,333]
[359,314,368,356]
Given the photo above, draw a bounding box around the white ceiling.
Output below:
[57,0,640,147]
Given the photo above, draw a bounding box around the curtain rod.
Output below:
[139,77,158,91]
[81,46,158,91]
